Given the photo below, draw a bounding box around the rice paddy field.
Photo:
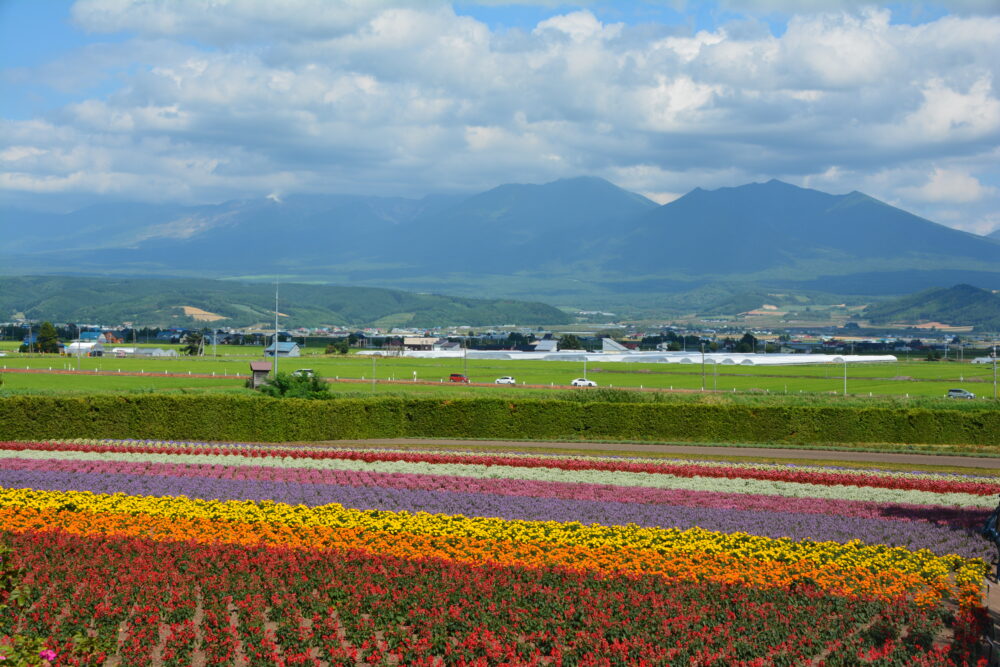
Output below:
[1,437,997,665]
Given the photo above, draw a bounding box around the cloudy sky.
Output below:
[2,0,999,234]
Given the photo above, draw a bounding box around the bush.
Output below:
[256,372,331,400]
[1,395,999,447]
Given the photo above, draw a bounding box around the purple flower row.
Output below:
[0,456,984,530]
[0,468,991,560]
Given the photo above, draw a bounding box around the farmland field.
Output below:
[2,349,998,401]
[0,438,995,665]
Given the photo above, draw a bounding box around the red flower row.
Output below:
[2,528,982,666]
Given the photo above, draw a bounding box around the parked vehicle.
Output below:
[291,369,314,378]
[495,376,516,384]
[571,378,597,387]
[449,373,470,383]
[946,388,975,399]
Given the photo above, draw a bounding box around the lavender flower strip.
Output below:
[0,470,990,560]
[0,457,984,530]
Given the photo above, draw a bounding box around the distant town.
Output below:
[3,320,997,362]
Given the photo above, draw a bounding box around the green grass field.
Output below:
[1,344,997,404]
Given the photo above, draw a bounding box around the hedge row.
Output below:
[1,394,999,447]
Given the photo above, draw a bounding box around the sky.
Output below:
[1,0,999,235]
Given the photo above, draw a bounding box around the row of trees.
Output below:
[19,322,61,354]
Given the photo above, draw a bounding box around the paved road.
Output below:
[319,438,1000,468]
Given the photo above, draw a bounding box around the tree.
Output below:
[736,332,757,353]
[181,330,204,356]
[325,339,349,354]
[256,372,331,399]
[35,322,61,354]
[558,334,582,350]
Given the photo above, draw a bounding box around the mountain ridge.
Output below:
[0,276,571,328]
[3,177,999,314]
[864,284,1000,331]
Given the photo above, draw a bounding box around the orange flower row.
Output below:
[0,504,963,607]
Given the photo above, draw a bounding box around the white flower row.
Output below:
[52,439,1000,484]
[2,447,991,509]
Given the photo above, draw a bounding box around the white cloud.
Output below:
[534,10,621,42]
[0,0,995,233]
[901,168,996,203]
[865,75,1000,153]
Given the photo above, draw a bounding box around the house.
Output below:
[533,339,558,352]
[264,342,301,357]
[79,331,107,343]
[249,361,272,389]
[156,331,184,344]
[403,337,438,351]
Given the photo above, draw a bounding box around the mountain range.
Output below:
[0,276,570,329]
[3,177,999,316]
[864,284,1000,331]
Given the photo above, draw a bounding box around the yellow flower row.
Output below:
[0,485,985,592]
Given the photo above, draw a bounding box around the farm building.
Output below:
[132,348,179,358]
[79,331,107,343]
[249,361,272,389]
[403,337,438,351]
[533,339,558,352]
[264,342,301,357]
[65,341,104,356]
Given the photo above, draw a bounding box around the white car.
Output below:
[495,376,516,384]
[571,378,597,387]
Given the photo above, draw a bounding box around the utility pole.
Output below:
[843,358,848,396]
[273,280,280,377]
[701,343,705,391]
[993,340,997,401]
[371,354,376,392]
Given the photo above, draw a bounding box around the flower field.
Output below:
[0,439,995,665]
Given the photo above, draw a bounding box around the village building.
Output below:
[248,361,272,388]
[264,341,301,357]
[65,341,104,356]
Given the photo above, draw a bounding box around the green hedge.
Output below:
[1,394,999,446]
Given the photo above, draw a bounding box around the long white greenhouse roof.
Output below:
[356,350,897,365]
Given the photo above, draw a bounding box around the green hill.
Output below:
[0,276,571,328]
[863,284,1000,331]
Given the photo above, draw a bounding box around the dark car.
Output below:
[449,373,470,383]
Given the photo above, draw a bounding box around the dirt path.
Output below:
[316,438,1000,468]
